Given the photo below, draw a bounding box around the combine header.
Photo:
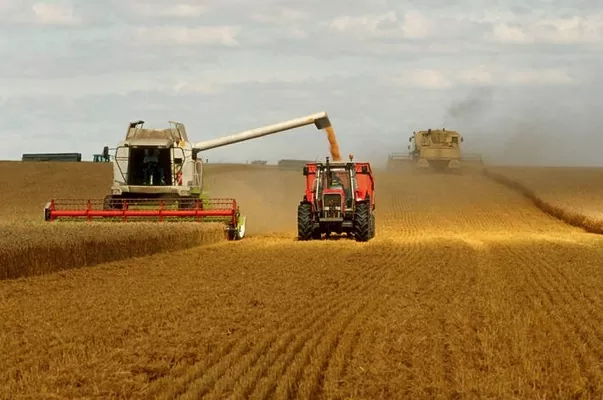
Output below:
[44,112,333,240]
[297,154,375,242]
[388,128,482,172]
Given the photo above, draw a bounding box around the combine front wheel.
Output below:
[228,215,246,240]
[297,202,314,240]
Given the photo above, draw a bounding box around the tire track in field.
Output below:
[531,243,603,327]
[293,241,428,400]
[552,265,603,325]
[183,275,382,400]
[502,242,602,390]
[149,242,401,399]
[317,241,427,398]
[183,298,357,399]
[192,242,419,400]
[510,243,603,346]
[192,240,428,400]
[423,239,482,395]
[146,265,378,400]
[336,238,471,398]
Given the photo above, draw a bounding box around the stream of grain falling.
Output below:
[325,126,342,161]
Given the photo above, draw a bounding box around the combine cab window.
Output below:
[127,147,173,185]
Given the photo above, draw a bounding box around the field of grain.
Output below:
[0,161,229,278]
[0,161,602,398]
[486,166,603,233]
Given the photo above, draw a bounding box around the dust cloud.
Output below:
[442,78,603,167]
[203,165,303,236]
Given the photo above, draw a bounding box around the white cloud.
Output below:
[401,10,430,39]
[31,2,81,25]
[250,8,308,24]
[329,10,430,40]
[172,81,221,94]
[489,15,603,44]
[491,23,533,44]
[128,2,208,17]
[249,8,309,39]
[391,69,453,89]
[134,26,241,46]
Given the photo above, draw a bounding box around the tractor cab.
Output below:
[313,157,357,216]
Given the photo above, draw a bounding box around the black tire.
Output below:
[297,202,314,240]
[353,201,371,242]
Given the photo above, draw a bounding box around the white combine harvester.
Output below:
[44,112,332,240]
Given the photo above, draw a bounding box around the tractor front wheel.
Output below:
[297,202,314,240]
[353,201,372,242]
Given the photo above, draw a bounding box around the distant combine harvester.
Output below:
[22,153,82,162]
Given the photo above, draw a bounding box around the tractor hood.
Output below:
[126,138,174,148]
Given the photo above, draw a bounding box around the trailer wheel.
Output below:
[353,202,371,242]
[297,202,314,240]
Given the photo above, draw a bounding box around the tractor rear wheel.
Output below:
[297,202,314,240]
[353,202,371,242]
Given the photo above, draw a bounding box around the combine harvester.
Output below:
[44,112,332,240]
[388,128,482,172]
[297,154,376,242]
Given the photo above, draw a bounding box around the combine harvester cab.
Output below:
[44,112,333,240]
[388,128,483,173]
[297,154,376,242]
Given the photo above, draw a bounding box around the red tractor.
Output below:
[297,155,375,241]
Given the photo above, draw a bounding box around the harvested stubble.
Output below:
[1,166,602,399]
[0,222,226,280]
[484,167,603,234]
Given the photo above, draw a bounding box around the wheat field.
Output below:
[0,161,602,399]
[486,166,603,233]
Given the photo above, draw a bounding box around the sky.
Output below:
[1,0,603,167]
